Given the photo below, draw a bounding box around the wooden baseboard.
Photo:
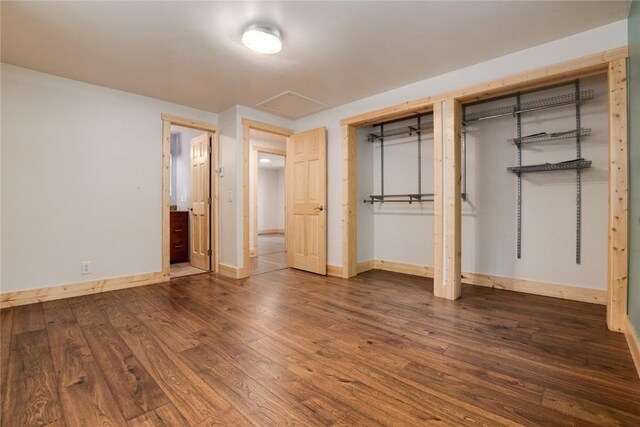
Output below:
[357,260,375,273]
[218,263,243,279]
[326,264,343,277]
[374,260,434,277]
[355,259,605,305]
[258,229,285,235]
[624,315,640,379]
[461,272,606,305]
[0,272,167,309]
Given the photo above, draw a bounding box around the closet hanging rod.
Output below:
[367,122,433,142]
[364,193,434,204]
[370,112,433,128]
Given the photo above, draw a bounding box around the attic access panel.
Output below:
[256,91,327,119]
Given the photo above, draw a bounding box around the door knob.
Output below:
[314,206,325,212]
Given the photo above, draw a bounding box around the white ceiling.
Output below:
[1,1,630,117]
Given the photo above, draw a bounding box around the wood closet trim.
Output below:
[340,46,629,332]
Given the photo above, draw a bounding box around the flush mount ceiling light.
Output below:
[259,158,271,163]
[242,25,282,54]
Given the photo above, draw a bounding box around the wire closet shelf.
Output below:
[508,128,591,146]
[463,89,594,123]
[507,158,592,174]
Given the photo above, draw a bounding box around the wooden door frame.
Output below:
[339,47,629,332]
[161,113,219,278]
[251,145,287,258]
[241,118,294,278]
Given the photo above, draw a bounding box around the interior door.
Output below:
[190,133,211,270]
[287,127,327,274]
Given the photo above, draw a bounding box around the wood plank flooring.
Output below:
[1,268,639,426]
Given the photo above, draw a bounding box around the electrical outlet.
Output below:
[81,261,92,275]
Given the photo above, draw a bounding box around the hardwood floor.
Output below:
[250,233,287,275]
[1,268,639,426]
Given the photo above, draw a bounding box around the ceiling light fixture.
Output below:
[242,25,282,54]
[259,158,271,163]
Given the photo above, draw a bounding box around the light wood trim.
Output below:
[162,120,171,279]
[462,272,606,305]
[161,113,217,132]
[326,264,343,277]
[242,119,294,277]
[624,316,640,379]
[211,132,220,273]
[607,58,629,332]
[218,264,243,279]
[241,118,293,137]
[432,101,444,297]
[253,146,286,156]
[251,148,258,257]
[342,125,358,278]
[241,121,252,278]
[285,135,294,266]
[341,47,628,126]
[259,229,285,234]
[444,99,462,300]
[374,260,434,278]
[357,260,375,273]
[0,272,165,309]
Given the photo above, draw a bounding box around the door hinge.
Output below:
[208,197,212,204]
[207,249,212,256]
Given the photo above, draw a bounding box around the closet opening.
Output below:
[459,76,609,297]
[357,111,437,283]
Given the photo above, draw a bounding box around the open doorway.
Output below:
[250,130,288,275]
[168,124,213,278]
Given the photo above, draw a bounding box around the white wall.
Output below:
[258,168,285,231]
[295,20,627,273]
[1,64,217,292]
